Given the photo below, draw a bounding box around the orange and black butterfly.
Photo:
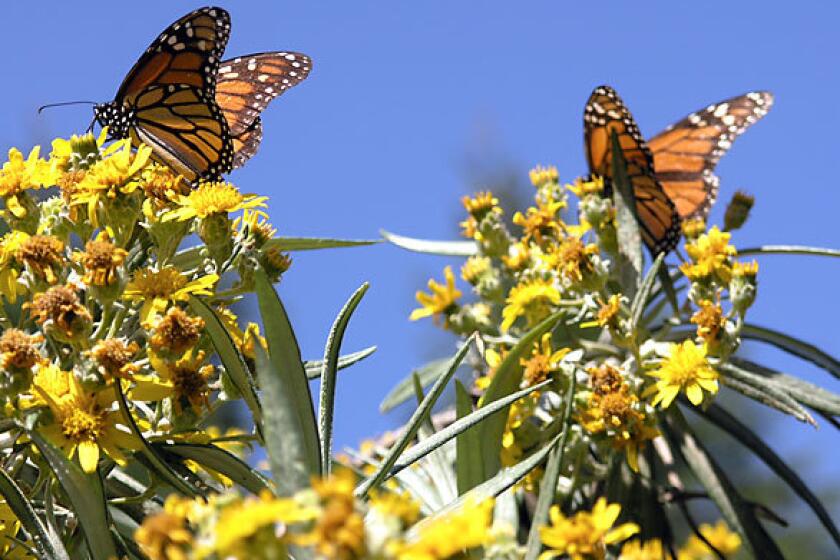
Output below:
[584,85,773,254]
[94,7,311,182]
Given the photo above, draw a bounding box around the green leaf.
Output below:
[698,403,840,548]
[170,246,203,270]
[662,409,784,559]
[610,130,644,298]
[161,443,271,495]
[729,357,840,415]
[741,323,840,379]
[255,269,322,483]
[737,245,840,258]
[262,237,380,252]
[455,380,483,495]
[477,310,564,482]
[391,379,552,478]
[380,230,478,256]
[0,467,70,560]
[28,432,118,560]
[319,283,369,475]
[524,370,577,560]
[355,335,476,498]
[189,296,263,430]
[408,433,561,537]
[719,363,816,425]
[380,357,458,412]
[304,346,377,379]
[630,251,665,334]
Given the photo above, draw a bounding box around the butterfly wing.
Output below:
[648,91,773,221]
[215,52,312,167]
[584,85,682,255]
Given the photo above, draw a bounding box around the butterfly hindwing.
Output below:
[648,91,773,221]
[584,85,681,255]
[216,52,312,167]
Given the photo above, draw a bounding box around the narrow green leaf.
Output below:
[730,357,840,415]
[28,432,118,560]
[305,346,377,379]
[161,443,271,495]
[742,323,840,379]
[392,379,552,477]
[262,237,379,252]
[455,380,483,495]
[380,357,458,412]
[524,370,577,560]
[478,310,564,481]
[255,269,322,479]
[662,409,784,559]
[698,403,840,548]
[319,283,369,475]
[719,363,816,425]
[0,467,70,560]
[409,433,561,537]
[355,335,476,498]
[737,245,840,258]
[610,130,644,298]
[170,246,203,270]
[254,342,310,496]
[114,382,201,497]
[189,296,263,429]
[381,230,478,256]
[630,252,665,333]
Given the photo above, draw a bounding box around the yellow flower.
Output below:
[462,191,499,217]
[298,469,367,560]
[0,501,33,559]
[501,277,560,332]
[731,259,758,278]
[74,232,127,287]
[369,491,421,526]
[681,218,706,239]
[595,294,622,328]
[502,240,532,271]
[34,371,139,473]
[393,499,493,560]
[690,299,725,344]
[123,267,218,323]
[0,231,29,301]
[0,328,43,372]
[410,266,462,324]
[461,255,491,284]
[513,199,566,245]
[647,340,719,408]
[25,284,93,343]
[17,235,65,285]
[163,181,268,222]
[149,350,215,413]
[541,235,599,284]
[521,333,569,386]
[677,520,741,560]
[0,146,54,218]
[539,498,639,560]
[232,208,277,245]
[135,494,197,560]
[679,226,736,283]
[567,175,604,197]
[619,538,668,560]
[88,338,140,381]
[529,165,559,188]
[148,306,206,356]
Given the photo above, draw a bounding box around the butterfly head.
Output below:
[93,102,134,140]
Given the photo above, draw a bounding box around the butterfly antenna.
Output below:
[37,101,97,114]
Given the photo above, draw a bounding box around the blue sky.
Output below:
[4,0,837,531]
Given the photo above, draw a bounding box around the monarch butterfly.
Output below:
[216,52,312,169]
[584,85,772,254]
[94,7,312,182]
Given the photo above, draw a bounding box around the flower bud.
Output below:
[723,191,755,232]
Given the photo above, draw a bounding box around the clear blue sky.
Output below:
[5,0,837,528]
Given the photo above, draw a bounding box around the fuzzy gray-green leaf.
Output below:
[305,346,377,379]
[162,443,271,495]
[741,323,840,379]
[262,236,379,253]
[455,380,483,495]
[381,230,478,256]
[380,357,458,412]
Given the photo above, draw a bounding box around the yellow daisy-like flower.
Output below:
[461,255,491,284]
[0,146,55,218]
[731,259,758,278]
[501,277,561,332]
[567,175,604,197]
[521,333,570,386]
[679,226,736,283]
[539,498,639,560]
[502,240,532,271]
[134,494,198,560]
[48,129,107,172]
[462,191,499,217]
[163,181,268,222]
[690,299,725,344]
[34,371,139,473]
[297,469,367,560]
[0,231,30,301]
[619,538,668,560]
[392,499,494,560]
[73,232,128,287]
[513,199,566,245]
[595,294,622,328]
[529,165,559,188]
[677,520,741,560]
[232,208,277,244]
[409,266,462,324]
[647,340,719,408]
[123,267,218,323]
[541,235,599,284]
[148,349,215,413]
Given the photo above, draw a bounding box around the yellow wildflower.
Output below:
[232,208,277,244]
[35,372,139,473]
[690,299,725,344]
[679,226,736,283]
[620,538,669,560]
[163,181,268,222]
[681,218,706,239]
[88,338,140,381]
[135,494,197,560]
[150,350,214,413]
[596,294,622,328]
[513,199,566,245]
[17,235,65,284]
[529,165,559,188]
[369,491,421,526]
[74,232,127,287]
[462,191,499,217]
[567,175,604,197]
[502,240,531,271]
[0,146,54,218]
[0,501,32,559]
[26,284,92,342]
[501,277,560,331]
[0,328,43,371]
[731,259,758,278]
[677,520,741,560]
[123,267,218,323]
[647,340,719,408]
[521,333,569,386]
[539,498,639,560]
[393,499,493,560]
[410,266,462,324]
[149,306,205,356]
[542,235,599,284]
[461,255,491,284]
[298,469,366,560]
[0,231,30,301]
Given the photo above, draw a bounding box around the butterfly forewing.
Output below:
[648,91,773,221]
[584,85,682,255]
